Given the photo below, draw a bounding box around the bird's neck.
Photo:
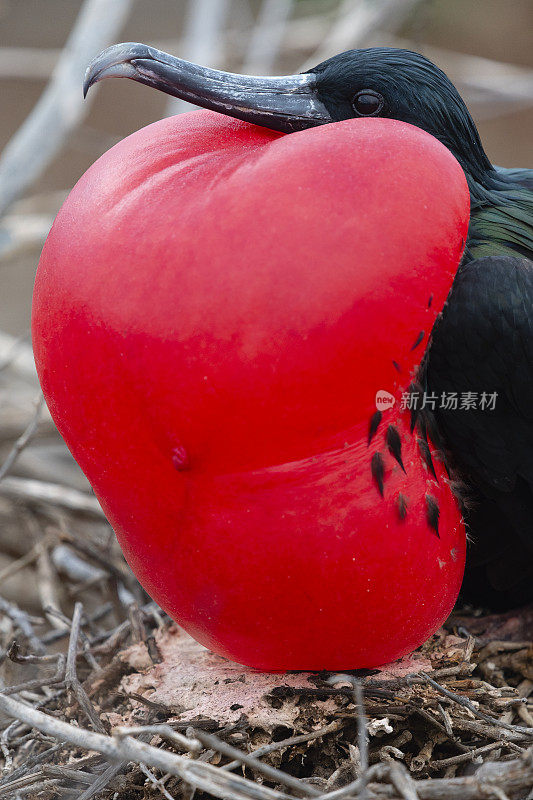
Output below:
[465,170,533,262]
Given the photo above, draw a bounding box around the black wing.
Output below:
[424,254,533,609]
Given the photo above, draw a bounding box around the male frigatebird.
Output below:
[83,45,533,611]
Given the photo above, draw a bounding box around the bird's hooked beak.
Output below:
[84,42,333,133]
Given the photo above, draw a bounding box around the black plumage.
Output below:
[423,256,533,608]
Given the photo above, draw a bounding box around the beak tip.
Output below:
[83,56,101,99]
[83,69,96,98]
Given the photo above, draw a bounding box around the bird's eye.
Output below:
[352,90,384,117]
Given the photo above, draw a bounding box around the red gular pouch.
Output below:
[33,111,469,670]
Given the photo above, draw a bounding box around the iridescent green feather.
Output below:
[466,180,533,263]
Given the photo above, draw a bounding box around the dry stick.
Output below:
[0,693,293,800]
[77,732,154,800]
[41,764,95,785]
[420,673,533,738]
[119,691,171,715]
[428,741,509,770]
[128,602,146,643]
[88,618,131,655]
[389,751,533,800]
[436,704,453,737]
[61,535,140,594]
[0,211,54,260]
[191,729,321,797]
[317,751,533,800]
[1,655,65,697]
[7,641,58,665]
[0,713,39,773]
[0,770,51,794]
[354,679,369,776]
[64,602,105,734]
[0,0,134,220]
[140,763,177,800]
[0,530,58,588]
[0,395,44,482]
[478,641,533,660]
[0,332,36,380]
[65,602,84,678]
[0,542,42,587]
[0,476,104,516]
[411,707,469,752]
[314,762,411,800]
[0,596,45,656]
[114,725,201,755]
[76,761,127,800]
[51,543,107,585]
[384,761,420,800]
[37,545,65,631]
[222,721,345,772]
[41,603,113,647]
[449,716,528,745]
[410,735,444,774]
[6,777,61,797]
[0,742,66,788]
[45,605,100,672]
[326,674,369,792]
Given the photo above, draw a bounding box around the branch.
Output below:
[0,47,58,80]
[0,331,36,381]
[0,0,134,218]
[0,476,105,516]
[0,395,44,482]
[0,212,54,259]
[420,673,533,739]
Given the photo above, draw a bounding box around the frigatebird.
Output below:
[84,44,533,610]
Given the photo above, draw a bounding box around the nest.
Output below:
[0,334,532,800]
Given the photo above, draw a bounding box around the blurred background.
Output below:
[0,0,532,620]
